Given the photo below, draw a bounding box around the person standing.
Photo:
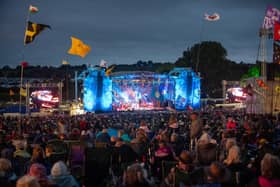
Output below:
[190,112,203,151]
[226,116,237,130]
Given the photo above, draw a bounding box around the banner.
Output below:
[263,6,280,29]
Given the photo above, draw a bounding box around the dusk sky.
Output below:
[0,0,278,67]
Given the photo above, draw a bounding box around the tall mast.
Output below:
[258,28,273,113]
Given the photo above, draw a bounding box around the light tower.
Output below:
[257,28,273,113]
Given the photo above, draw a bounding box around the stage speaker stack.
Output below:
[95,71,103,112]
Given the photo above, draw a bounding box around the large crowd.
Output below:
[0,108,280,187]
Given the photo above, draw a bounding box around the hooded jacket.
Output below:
[49,175,79,187]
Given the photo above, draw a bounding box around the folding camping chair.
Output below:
[66,140,86,185]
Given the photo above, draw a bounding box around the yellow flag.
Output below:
[9,89,15,96]
[105,65,116,76]
[62,60,70,65]
[20,88,27,97]
[67,37,91,58]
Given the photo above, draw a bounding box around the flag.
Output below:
[67,37,91,58]
[275,21,280,40]
[273,41,280,64]
[29,5,38,13]
[105,65,115,76]
[9,89,15,96]
[24,21,51,44]
[263,6,280,29]
[21,61,28,68]
[20,88,27,97]
[256,79,268,89]
[99,59,107,68]
[62,60,70,65]
[204,13,220,21]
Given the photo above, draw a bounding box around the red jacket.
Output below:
[226,121,236,129]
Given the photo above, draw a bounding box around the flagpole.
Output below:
[19,65,23,113]
[75,71,78,102]
[20,4,30,111]
[18,64,24,134]
[195,17,206,73]
[20,5,31,113]
[67,64,70,102]
[64,56,69,103]
[23,5,31,45]
[18,5,31,134]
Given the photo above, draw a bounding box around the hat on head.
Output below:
[29,163,47,181]
[51,161,68,177]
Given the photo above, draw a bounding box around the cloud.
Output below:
[0,0,278,67]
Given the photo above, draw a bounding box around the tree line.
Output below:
[0,41,256,102]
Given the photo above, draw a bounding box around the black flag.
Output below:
[24,21,51,44]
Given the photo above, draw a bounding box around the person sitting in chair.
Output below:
[162,150,194,187]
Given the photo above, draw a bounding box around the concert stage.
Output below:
[83,67,200,112]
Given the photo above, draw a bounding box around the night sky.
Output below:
[0,0,278,67]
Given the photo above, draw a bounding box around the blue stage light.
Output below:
[82,68,200,112]
[83,77,97,111]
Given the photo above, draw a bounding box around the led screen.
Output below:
[226,87,247,103]
[30,90,59,108]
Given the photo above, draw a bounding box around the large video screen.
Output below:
[30,89,59,109]
[226,87,247,103]
[112,78,172,111]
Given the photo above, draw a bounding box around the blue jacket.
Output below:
[49,175,79,187]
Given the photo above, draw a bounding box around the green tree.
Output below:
[155,63,174,73]
[175,41,250,97]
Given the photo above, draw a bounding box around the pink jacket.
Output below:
[259,176,280,187]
